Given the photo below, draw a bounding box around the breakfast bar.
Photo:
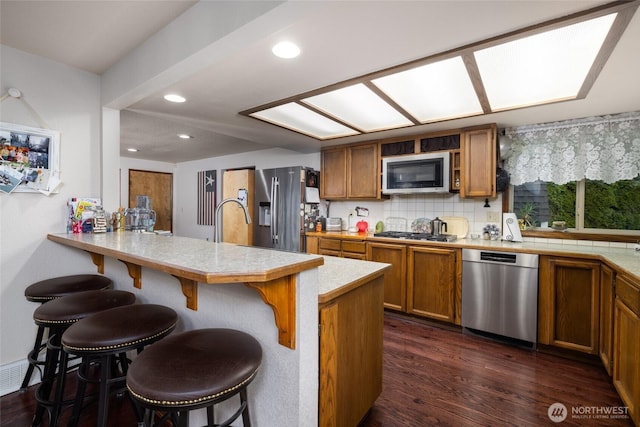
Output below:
[47,232,390,426]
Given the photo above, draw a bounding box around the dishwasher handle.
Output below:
[463,249,539,268]
[480,252,517,263]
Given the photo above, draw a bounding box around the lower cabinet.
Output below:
[367,242,407,311]
[316,237,366,259]
[407,246,459,323]
[599,264,615,375]
[613,274,640,426]
[319,275,384,427]
[538,256,600,354]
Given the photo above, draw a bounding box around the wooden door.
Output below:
[129,169,172,232]
[222,169,254,245]
[320,148,347,199]
[367,242,407,311]
[460,125,496,198]
[407,246,457,323]
[538,256,600,354]
[613,297,640,425]
[599,264,615,375]
[347,143,378,198]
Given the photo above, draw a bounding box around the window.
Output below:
[512,175,640,232]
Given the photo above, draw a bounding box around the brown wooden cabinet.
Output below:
[317,237,366,259]
[407,246,459,323]
[319,274,384,427]
[599,263,615,375]
[367,242,407,311]
[613,273,640,426]
[320,143,379,200]
[460,125,496,198]
[320,147,347,199]
[538,256,600,354]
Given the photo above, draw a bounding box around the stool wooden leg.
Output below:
[21,325,46,391]
[96,355,112,427]
[68,357,90,427]
[48,346,70,427]
[206,405,215,426]
[240,389,251,427]
[31,331,63,427]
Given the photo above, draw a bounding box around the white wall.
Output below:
[0,46,102,394]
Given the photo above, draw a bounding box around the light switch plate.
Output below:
[487,212,500,222]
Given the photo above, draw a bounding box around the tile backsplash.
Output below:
[326,193,638,249]
[327,192,503,235]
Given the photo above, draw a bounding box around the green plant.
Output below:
[517,202,537,228]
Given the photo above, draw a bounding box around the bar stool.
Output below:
[126,328,262,427]
[62,303,178,427]
[31,289,136,427]
[22,274,113,391]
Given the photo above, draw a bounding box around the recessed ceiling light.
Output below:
[127,148,139,152]
[272,41,301,59]
[177,134,193,139]
[164,94,186,103]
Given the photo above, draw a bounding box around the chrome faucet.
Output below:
[214,198,252,243]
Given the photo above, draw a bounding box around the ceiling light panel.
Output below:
[250,103,359,139]
[302,83,414,132]
[372,56,483,123]
[475,13,617,111]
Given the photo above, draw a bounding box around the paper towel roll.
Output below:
[502,212,523,242]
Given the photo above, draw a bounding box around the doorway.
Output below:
[129,169,173,232]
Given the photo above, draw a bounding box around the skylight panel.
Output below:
[302,83,414,132]
[371,56,483,123]
[249,103,359,139]
[474,13,617,110]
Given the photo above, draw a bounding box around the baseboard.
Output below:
[0,359,35,396]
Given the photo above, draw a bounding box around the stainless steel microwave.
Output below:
[382,152,450,194]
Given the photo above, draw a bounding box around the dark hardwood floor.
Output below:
[1,313,632,426]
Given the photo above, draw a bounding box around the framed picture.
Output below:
[0,122,60,194]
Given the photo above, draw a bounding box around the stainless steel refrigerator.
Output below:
[253,166,312,252]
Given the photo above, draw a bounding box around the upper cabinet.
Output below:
[460,124,497,198]
[321,142,380,200]
[320,124,497,200]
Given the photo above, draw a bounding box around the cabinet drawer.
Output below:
[617,274,640,316]
[342,241,366,254]
[319,239,342,251]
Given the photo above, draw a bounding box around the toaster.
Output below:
[326,217,342,231]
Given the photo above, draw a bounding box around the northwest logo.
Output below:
[548,402,568,423]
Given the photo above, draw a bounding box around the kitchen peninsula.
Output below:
[47,232,389,427]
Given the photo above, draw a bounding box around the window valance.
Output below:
[503,111,640,185]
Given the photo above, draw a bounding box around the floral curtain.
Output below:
[503,111,640,185]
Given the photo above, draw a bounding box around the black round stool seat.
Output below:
[25,274,113,303]
[127,328,262,427]
[61,304,178,427]
[33,289,136,326]
[62,304,178,356]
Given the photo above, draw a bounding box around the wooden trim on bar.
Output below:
[119,260,142,289]
[88,251,104,274]
[173,275,198,311]
[246,275,297,350]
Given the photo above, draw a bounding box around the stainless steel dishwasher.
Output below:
[461,248,539,345]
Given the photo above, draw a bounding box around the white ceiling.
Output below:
[2,0,640,163]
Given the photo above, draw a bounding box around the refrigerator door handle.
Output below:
[271,176,279,244]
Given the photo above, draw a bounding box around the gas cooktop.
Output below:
[373,231,457,242]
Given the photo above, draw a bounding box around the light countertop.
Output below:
[317,256,390,303]
[307,231,640,279]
